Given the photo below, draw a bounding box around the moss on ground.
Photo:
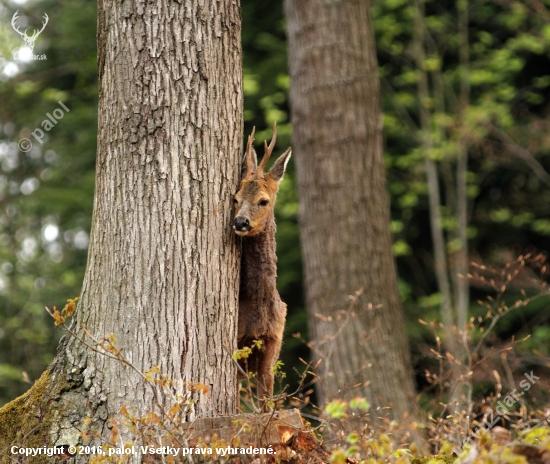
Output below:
[411,455,456,464]
[0,370,53,463]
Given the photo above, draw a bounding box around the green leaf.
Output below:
[349,396,370,411]
[326,399,348,419]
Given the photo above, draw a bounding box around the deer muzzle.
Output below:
[233,217,251,235]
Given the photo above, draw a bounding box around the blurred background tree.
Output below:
[0,0,97,403]
[0,0,549,414]
[285,0,419,420]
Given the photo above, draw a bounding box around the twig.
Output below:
[491,125,550,188]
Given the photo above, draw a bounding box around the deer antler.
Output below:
[11,11,26,38]
[35,13,49,37]
[11,11,48,43]
[257,122,277,173]
[244,126,256,177]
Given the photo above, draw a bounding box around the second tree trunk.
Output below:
[285,0,418,420]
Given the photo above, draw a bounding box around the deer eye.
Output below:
[258,199,269,207]
[233,198,239,204]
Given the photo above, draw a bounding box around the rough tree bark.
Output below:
[285,0,418,420]
[0,0,242,460]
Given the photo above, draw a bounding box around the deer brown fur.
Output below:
[233,123,291,410]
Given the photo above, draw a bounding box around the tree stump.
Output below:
[180,409,329,463]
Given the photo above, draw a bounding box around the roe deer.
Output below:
[233,123,291,410]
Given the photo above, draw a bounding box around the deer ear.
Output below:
[242,145,258,178]
[267,148,292,183]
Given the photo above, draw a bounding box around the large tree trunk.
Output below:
[0,0,242,459]
[284,0,418,420]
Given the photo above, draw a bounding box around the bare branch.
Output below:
[491,125,550,188]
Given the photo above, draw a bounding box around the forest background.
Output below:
[0,0,549,416]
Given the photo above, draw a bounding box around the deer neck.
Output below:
[240,213,277,294]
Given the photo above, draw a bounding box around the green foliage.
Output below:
[0,0,549,425]
[326,399,349,419]
[271,359,286,379]
[325,413,550,464]
[0,0,97,404]
[375,0,550,263]
[326,397,370,420]
[521,427,550,445]
[410,457,454,464]
[350,397,370,411]
[372,0,550,406]
[232,339,263,361]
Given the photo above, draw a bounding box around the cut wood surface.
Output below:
[181,409,329,463]
[183,408,303,445]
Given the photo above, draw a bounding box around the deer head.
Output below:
[11,11,49,52]
[233,123,292,236]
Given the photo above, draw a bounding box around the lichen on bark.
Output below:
[0,336,110,463]
[0,371,53,463]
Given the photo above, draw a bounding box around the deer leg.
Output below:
[236,358,248,413]
[257,337,282,411]
[236,381,241,413]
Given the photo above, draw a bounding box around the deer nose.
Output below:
[233,217,250,232]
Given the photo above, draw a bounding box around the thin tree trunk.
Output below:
[0,0,242,458]
[413,0,455,355]
[285,0,418,420]
[455,0,470,332]
[413,0,470,414]
[452,0,472,420]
